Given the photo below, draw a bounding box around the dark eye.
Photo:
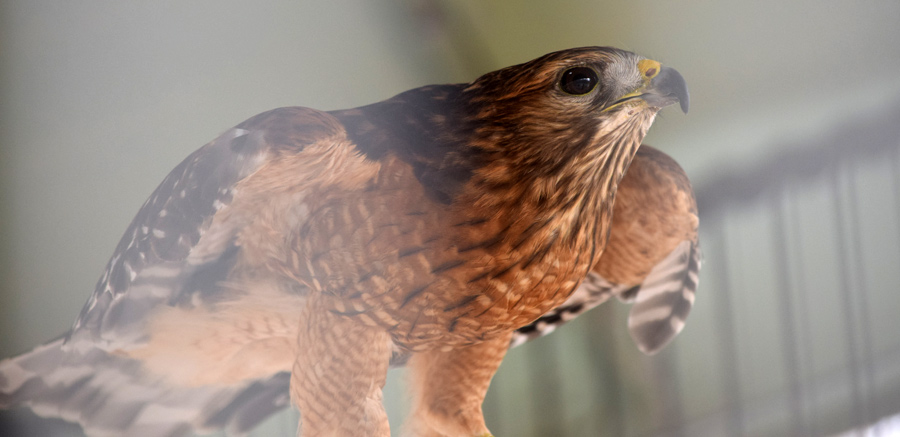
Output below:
[559,67,599,95]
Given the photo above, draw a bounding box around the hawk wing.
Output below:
[70,107,339,348]
[511,145,700,354]
[1,107,343,436]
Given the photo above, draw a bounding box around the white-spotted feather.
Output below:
[1,109,322,436]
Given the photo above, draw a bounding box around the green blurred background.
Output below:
[2,1,900,436]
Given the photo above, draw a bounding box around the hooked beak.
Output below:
[607,61,690,114]
[643,66,690,113]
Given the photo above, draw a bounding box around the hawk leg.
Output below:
[404,332,512,437]
[291,298,392,437]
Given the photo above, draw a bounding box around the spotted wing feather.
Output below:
[1,107,339,436]
[69,125,271,348]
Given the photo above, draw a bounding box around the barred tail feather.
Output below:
[0,336,290,436]
[626,239,700,355]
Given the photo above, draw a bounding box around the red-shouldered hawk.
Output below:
[0,47,692,437]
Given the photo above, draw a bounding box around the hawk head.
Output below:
[338,46,689,207]
[462,47,689,186]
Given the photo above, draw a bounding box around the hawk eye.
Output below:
[559,67,599,95]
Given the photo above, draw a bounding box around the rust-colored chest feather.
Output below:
[282,154,605,350]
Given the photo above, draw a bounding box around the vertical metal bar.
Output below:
[829,161,868,432]
[585,304,626,437]
[893,144,900,249]
[650,348,686,437]
[711,221,745,436]
[770,186,809,436]
[787,184,819,437]
[844,162,877,432]
[527,339,564,436]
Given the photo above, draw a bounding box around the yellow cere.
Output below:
[638,59,661,81]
